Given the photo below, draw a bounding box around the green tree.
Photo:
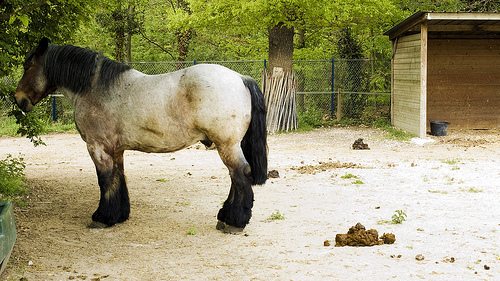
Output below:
[337,27,366,119]
[461,0,500,11]
[96,0,144,62]
[0,0,91,144]
[0,0,91,77]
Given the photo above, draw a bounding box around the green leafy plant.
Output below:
[378,209,407,225]
[391,210,407,224]
[0,155,27,199]
[266,210,285,221]
[442,158,461,165]
[352,179,364,185]
[186,227,197,235]
[373,119,414,141]
[340,173,358,179]
[460,187,483,193]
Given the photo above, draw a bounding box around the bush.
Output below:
[0,155,26,199]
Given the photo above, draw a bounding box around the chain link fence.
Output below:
[1,59,391,129]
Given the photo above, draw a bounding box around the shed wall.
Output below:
[392,33,423,135]
[427,39,500,129]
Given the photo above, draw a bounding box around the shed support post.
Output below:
[420,22,428,138]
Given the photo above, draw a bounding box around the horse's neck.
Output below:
[58,69,146,106]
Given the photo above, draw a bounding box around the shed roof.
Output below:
[385,12,500,40]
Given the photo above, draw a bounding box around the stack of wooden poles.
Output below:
[263,70,297,133]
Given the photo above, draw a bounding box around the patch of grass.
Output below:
[297,109,326,132]
[175,201,191,207]
[373,119,414,141]
[391,209,407,224]
[0,115,76,137]
[0,155,27,201]
[156,178,169,183]
[43,121,76,134]
[460,187,483,193]
[441,158,462,165]
[352,179,364,185]
[0,116,19,136]
[428,189,448,194]
[186,227,197,235]
[266,210,285,221]
[378,209,407,225]
[340,173,359,179]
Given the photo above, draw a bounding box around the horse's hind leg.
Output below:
[87,143,130,227]
[216,143,253,231]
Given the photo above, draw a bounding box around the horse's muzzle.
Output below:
[14,91,33,113]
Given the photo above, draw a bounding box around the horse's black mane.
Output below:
[43,44,131,94]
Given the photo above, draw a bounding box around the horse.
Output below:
[14,38,268,232]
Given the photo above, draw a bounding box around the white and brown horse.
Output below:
[14,38,268,231]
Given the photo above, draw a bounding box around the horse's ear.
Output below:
[35,37,50,56]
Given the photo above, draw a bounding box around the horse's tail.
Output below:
[241,76,268,185]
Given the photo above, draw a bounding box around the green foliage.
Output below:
[0,80,46,144]
[0,154,26,199]
[377,209,407,225]
[0,0,92,77]
[373,118,414,141]
[340,173,358,179]
[441,158,462,165]
[266,210,285,221]
[186,226,197,235]
[460,187,483,193]
[391,209,407,224]
[9,108,46,146]
[297,108,325,131]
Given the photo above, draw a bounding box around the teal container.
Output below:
[0,201,16,275]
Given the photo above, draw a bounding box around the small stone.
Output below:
[323,240,331,247]
[28,260,33,266]
[415,254,425,261]
[267,170,280,178]
[484,264,490,270]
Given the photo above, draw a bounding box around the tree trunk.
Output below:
[124,4,134,63]
[268,22,294,74]
[175,0,192,66]
[112,8,126,62]
[265,22,297,132]
[114,30,125,62]
[176,29,192,62]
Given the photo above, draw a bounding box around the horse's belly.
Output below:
[122,128,202,153]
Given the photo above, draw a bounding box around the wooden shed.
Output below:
[385,12,500,137]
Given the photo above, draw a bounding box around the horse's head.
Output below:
[14,37,55,113]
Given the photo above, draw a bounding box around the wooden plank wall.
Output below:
[392,33,422,135]
[427,39,500,129]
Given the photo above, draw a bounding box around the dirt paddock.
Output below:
[1,128,499,280]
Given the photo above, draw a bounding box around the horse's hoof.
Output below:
[88,221,109,229]
[216,221,244,234]
[216,220,226,230]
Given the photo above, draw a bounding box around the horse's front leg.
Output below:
[216,144,253,232]
[87,143,130,227]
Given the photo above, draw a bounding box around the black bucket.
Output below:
[430,120,449,136]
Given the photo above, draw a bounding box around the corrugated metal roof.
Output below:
[385,12,500,40]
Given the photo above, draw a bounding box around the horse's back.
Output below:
[177,64,252,144]
[115,64,252,152]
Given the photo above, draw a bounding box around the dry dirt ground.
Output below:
[0,128,499,281]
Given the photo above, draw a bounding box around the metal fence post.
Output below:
[263,59,267,72]
[193,59,197,65]
[51,95,57,122]
[330,58,335,116]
